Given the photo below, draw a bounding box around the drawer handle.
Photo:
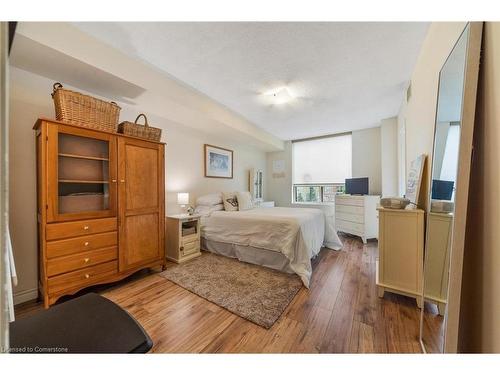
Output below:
[120,179,125,183]
[112,179,117,183]
[83,225,89,230]
[84,258,90,263]
[85,274,90,279]
[84,242,89,246]
[180,246,184,251]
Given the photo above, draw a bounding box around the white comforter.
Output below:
[200,207,342,287]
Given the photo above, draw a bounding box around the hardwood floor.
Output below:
[15,235,443,353]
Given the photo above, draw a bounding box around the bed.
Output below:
[200,206,343,287]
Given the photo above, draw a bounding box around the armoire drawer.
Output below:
[47,260,118,294]
[46,231,118,259]
[336,211,365,224]
[336,219,365,234]
[46,246,118,277]
[46,217,117,241]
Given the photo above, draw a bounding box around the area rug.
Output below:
[160,252,303,329]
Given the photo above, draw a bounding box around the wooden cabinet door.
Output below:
[46,123,118,223]
[118,137,165,272]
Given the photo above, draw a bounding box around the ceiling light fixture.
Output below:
[264,86,295,105]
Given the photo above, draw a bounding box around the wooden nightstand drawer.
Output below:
[47,231,118,259]
[46,217,117,241]
[182,233,198,245]
[181,240,200,256]
[47,246,118,277]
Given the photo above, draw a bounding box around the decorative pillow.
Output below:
[222,192,239,211]
[196,193,223,206]
[236,191,254,211]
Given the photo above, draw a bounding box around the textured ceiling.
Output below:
[74,22,429,140]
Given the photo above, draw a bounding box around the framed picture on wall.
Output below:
[204,144,233,179]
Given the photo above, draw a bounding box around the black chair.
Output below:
[9,293,152,353]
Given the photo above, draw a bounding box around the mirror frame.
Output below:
[419,22,483,353]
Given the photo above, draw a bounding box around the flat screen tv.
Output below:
[345,177,369,195]
[432,179,454,200]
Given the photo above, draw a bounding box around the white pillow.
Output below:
[236,191,254,211]
[222,192,239,211]
[196,193,223,206]
[194,203,224,216]
[210,203,224,212]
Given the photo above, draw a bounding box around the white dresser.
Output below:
[335,194,380,243]
[255,201,275,208]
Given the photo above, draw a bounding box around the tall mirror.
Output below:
[420,23,482,353]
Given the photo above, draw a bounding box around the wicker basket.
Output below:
[51,82,121,133]
[118,114,162,142]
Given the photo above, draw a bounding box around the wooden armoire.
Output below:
[34,118,165,307]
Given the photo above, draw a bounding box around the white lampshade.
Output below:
[177,193,189,205]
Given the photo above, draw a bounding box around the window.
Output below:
[292,133,352,203]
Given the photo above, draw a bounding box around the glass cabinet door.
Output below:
[47,124,117,222]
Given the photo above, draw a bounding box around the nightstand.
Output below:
[166,214,202,263]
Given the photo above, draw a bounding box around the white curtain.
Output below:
[293,134,352,184]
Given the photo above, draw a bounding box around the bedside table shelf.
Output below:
[166,214,202,263]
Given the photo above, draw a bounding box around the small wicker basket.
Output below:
[118,114,162,142]
[51,82,121,133]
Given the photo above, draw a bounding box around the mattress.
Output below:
[200,207,343,287]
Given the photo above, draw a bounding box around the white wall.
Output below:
[380,117,398,197]
[266,141,293,207]
[9,66,267,304]
[352,127,382,195]
[397,113,406,196]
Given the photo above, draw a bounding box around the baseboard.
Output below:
[14,288,38,305]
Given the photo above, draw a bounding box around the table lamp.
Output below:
[177,193,194,215]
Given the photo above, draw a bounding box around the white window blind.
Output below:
[293,133,352,184]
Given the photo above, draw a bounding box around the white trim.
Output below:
[0,21,9,352]
[14,288,38,305]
